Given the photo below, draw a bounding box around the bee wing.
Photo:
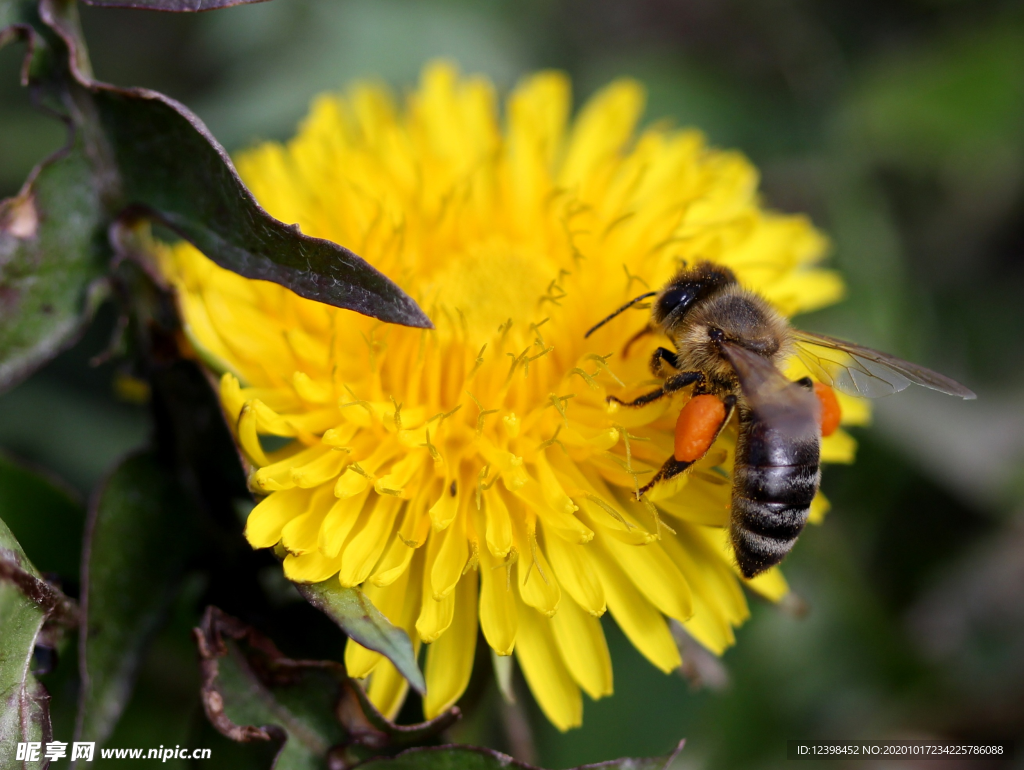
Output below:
[792,330,976,400]
[720,341,820,439]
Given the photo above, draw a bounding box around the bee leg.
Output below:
[638,457,692,499]
[649,346,680,377]
[638,394,737,499]
[622,325,655,357]
[607,370,704,408]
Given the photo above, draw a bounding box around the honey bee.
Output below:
[586,261,975,578]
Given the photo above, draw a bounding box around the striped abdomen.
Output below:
[730,413,821,578]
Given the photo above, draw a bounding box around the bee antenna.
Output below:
[584,292,658,338]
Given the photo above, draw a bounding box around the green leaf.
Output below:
[195,607,456,770]
[75,450,197,747]
[205,640,342,770]
[0,451,84,580]
[0,517,77,769]
[355,743,686,770]
[0,4,108,391]
[0,107,109,392]
[298,581,426,696]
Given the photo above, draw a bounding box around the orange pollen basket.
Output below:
[814,382,842,437]
[674,395,727,463]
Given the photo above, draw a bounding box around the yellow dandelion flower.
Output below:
[160,62,863,731]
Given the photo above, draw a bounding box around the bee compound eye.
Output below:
[656,286,687,317]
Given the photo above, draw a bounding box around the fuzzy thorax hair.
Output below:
[669,285,793,384]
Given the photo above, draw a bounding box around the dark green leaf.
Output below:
[82,0,268,9]
[0,517,77,768]
[0,5,108,391]
[0,109,109,391]
[195,608,458,770]
[196,607,359,770]
[356,742,686,770]
[75,450,197,747]
[298,581,426,696]
[0,451,84,580]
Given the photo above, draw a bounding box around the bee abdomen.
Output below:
[731,492,815,578]
[733,496,811,539]
[731,423,821,578]
[735,463,820,505]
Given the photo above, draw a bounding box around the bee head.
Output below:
[653,261,737,334]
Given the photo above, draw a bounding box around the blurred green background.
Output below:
[2,0,1023,767]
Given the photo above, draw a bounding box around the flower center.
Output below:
[424,241,557,346]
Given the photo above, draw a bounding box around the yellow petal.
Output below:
[544,533,605,616]
[345,638,381,680]
[671,523,748,629]
[837,391,871,426]
[808,489,830,525]
[335,468,371,498]
[821,429,857,464]
[508,70,569,168]
[428,466,461,530]
[417,530,455,642]
[511,476,593,545]
[560,79,645,188]
[282,549,343,583]
[483,487,513,558]
[245,487,311,549]
[318,487,371,559]
[280,485,335,555]
[516,520,561,616]
[430,508,469,600]
[514,599,582,731]
[745,566,789,602]
[761,269,845,316]
[370,536,416,587]
[250,443,325,493]
[293,371,334,404]
[291,447,350,488]
[549,593,612,699]
[374,453,422,498]
[237,402,269,466]
[478,544,518,656]
[424,570,478,718]
[598,535,693,622]
[367,654,415,721]
[664,550,737,656]
[398,477,437,548]
[590,548,680,673]
[339,494,405,587]
[655,476,731,527]
[220,372,245,420]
